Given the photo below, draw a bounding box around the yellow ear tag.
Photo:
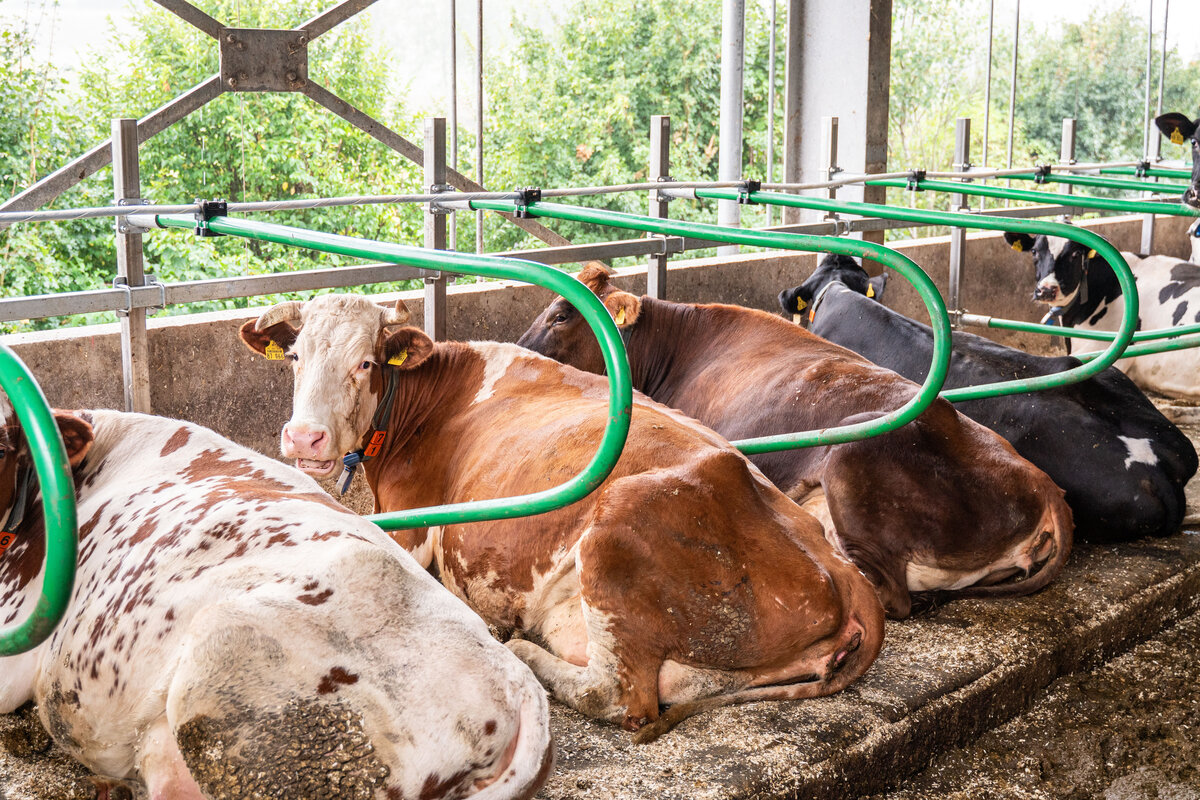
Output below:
[387,349,408,367]
[264,341,285,361]
[1172,128,1185,145]
[615,307,626,326]
[1087,249,1096,259]
[866,284,876,298]
[794,298,807,312]
[1011,240,1024,252]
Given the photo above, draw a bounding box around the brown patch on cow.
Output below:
[165,607,175,622]
[484,720,497,736]
[420,769,472,800]
[298,588,333,606]
[160,426,191,457]
[316,666,360,695]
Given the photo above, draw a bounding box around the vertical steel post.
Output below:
[980,0,995,211]
[475,0,484,254]
[765,0,777,226]
[449,0,458,251]
[821,116,840,201]
[1060,118,1077,211]
[112,118,152,413]
[1155,0,1168,158]
[717,0,746,255]
[424,118,448,340]
[1005,0,1020,196]
[647,115,671,300]
[1143,0,1155,160]
[781,0,803,224]
[948,117,970,328]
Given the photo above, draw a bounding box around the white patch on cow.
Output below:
[469,342,522,405]
[409,526,442,569]
[1189,218,1200,263]
[1046,236,1070,259]
[1118,436,1159,469]
[1034,274,1076,307]
[905,526,1045,592]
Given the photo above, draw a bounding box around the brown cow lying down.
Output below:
[239,294,885,742]
[518,267,1074,619]
[0,405,551,800]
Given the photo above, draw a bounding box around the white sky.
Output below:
[9,0,1200,115]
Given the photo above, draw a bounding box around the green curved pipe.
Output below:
[0,346,77,656]
[470,198,952,455]
[974,316,1200,344]
[712,189,1138,403]
[1076,332,1200,362]
[148,213,633,532]
[868,177,1200,218]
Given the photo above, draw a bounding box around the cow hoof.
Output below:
[622,714,650,731]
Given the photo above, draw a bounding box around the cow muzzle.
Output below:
[1033,281,1059,303]
[281,422,338,476]
[1183,186,1200,209]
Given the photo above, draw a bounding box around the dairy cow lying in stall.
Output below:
[519,267,1073,619]
[1004,228,1200,400]
[0,404,551,800]
[779,254,1198,542]
[239,294,885,742]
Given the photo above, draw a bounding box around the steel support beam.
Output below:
[948,118,970,326]
[148,0,222,38]
[112,119,152,413]
[717,0,746,254]
[301,0,382,40]
[424,118,448,340]
[647,115,671,299]
[782,0,803,224]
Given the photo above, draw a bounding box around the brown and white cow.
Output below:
[518,267,1074,619]
[239,294,885,742]
[0,404,551,799]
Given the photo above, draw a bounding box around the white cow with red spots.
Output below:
[0,404,551,800]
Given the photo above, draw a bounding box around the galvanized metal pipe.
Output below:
[470,198,953,454]
[0,346,77,656]
[717,0,746,253]
[146,213,633,532]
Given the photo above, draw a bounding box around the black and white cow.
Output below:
[779,254,1198,543]
[0,404,552,800]
[1003,229,1200,399]
[1155,112,1200,209]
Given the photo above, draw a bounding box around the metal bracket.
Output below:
[651,175,678,204]
[116,198,152,235]
[428,183,454,216]
[220,27,309,92]
[1033,164,1052,184]
[144,274,167,313]
[112,276,133,317]
[1135,159,1152,178]
[905,169,927,191]
[194,198,228,237]
[824,217,852,236]
[513,187,542,218]
[736,180,762,204]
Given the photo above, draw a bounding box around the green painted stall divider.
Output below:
[0,346,77,656]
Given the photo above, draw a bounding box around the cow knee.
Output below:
[507,640,634,726]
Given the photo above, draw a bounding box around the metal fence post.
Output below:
[647,115,671,300]
[821,116,840,203]
[948,117,971,328]
[424,117,448,340]
[1060,118,1076,214]
[112,118,152,413]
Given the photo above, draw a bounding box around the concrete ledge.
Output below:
[536,532,1200,800]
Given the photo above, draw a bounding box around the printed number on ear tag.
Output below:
[1172,128,1185,145]
[615,307,626,326]
[388,349,409,367]
[264,341,285,360]
[866,284,876,298]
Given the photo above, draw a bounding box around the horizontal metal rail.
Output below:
[1075,332,1200,362]
[0,346,77,656]
[960,314,1200,344]
[469,198,953,455]
[140,213,632,533]
[704,189,1139,403]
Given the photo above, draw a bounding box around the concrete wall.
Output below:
[4,214,1191,464]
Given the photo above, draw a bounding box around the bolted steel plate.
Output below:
[219,27,308,92]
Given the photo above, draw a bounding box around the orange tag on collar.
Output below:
[0,532,15,556]
[808,308,815,323]
[1171,128,1185,145]
[364,430,387,458]
[264,341,285,360]
[388,349,408,367]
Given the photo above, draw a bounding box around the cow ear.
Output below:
[381,326,435,371]
[53,411,93,468]
[1004,232,1036,253]
[603,291,641,328]
[577,265,614,295]
[1156,112,1197,144]
[867,274,888,301]
[239,319,298,361]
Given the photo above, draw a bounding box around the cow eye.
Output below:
[285,352,299,362]
[359,360,373,370]
[0,448,6,458]
[553,313,569,325]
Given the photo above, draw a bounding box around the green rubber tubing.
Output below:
[0,346,77,657]
[470,198,952,455]
[1005,172,1192,195]
[1076,332,1200,362]
[148,213,632,532]
[868,177,1200,218]
[1102,166,1192,180]
[977,316,1200,344]
[713,189,1139,403]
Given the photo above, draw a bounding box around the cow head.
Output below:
[778,254,887,324]
[1155,112,1200,208]
[1004,231,1097,307]
[0,398,93,538]
[1189,218,1200,264]
[516,266,640,374]
[238,295,433,476]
